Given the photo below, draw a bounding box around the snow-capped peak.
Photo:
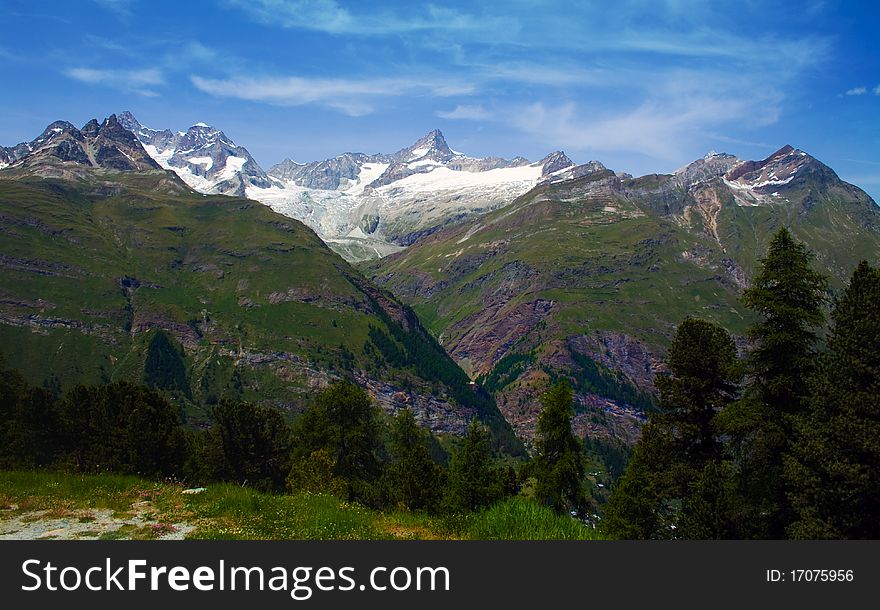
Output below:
[119,111,270,196]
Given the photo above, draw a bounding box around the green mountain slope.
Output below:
[0,158,520,453]
[365,147,880,445]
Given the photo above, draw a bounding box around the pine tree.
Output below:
[445,419,498,512]
[786,261,880,538]
[603,318,739,539]
[292,381,382,503]
[533,382,586,514]
[211,398,291,491]
[602,419,676,539]
[720,227,827,538]
[383,408,445,511]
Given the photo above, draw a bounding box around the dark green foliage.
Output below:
[568,352,656,412]
[480,352,534,393]
[58,381,187,477]
[367,324,405,367]
[583,435,631,481]
[382,408,445,511]
[143,330,191,398]
[367,301,525,457]
[444,419,508,512]
[210,399,292,492]
[656,318,739,463]
[602,420,677,539]
[287,448,347,497]
[721,227,827,538]
[603,318,739,539]
[532,382,587,514]
[786,261,880,539]
[0,367,60,468]
[292,381,382,503]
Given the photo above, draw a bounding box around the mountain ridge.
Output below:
[365,144,879,444]
[115,112,582,261]
[0,116,524,453]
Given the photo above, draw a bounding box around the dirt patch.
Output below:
[0,500,195,540]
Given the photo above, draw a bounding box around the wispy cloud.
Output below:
[842,173,880,186]
[0,47,23,62]
[191,73,474,116]
[65,67,163,96]
[705,133,775,150]
[92,0,134,17]
[437,105,491,121]
[507,72,783,161]
[875,85,880,96]
[846,87,868,96]
[223,0,517,38]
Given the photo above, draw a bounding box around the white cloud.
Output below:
[92,0,133,17]
[507,72,783,161]
[190,73,474,115]
[224,0,516,38]
[65,67,163,96]
[846,87,867,96]
[436,105,491,121]
[874,85,880,96]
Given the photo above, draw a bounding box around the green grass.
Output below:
[0,174,518,440]
[465,497,600,540]
[0,470,601,540]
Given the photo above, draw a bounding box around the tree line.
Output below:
[602,228,880,539]
[0,367,537,514]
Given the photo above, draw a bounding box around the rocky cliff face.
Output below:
[366,145,880,446]
[0,114,162,177]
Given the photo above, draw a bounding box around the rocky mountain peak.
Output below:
[724,144,822,192]
[118,112,271,196]
[539,151,575,175]
[673,151,742,187]
[81,119,101,138]
[402,129,454,161]
[117,111,142,131]
[0,115,162,175]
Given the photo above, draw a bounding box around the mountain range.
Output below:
[116,112,580,262]
[0,114,522,454]
[365,144,880,442]
[1,112,878,456]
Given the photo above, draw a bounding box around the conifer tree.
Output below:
[383,408,445,511]
[786,261,880,538]
[604,318,738,539]
[212,398,291,491]
[445,419,498,512]
[291,381,382,503]
[720,227,827,538]
[533,382,586,514]
[602,419,677,539]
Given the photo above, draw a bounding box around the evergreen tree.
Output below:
[57,382,186,477]
[786,261,880,539]
[383,408,445,511]
[603,318,739,539]
[720,227,827,538]
[445,419,499,512]
[533,382,586,514]
[602,419,677,539]
[211,399,291,492]
[0,365,60,468]
[291,381,382,503]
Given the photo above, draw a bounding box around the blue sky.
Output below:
[1,0,879,200]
